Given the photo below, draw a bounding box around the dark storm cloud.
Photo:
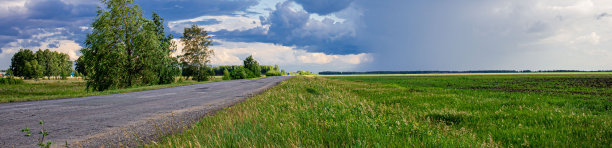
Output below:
[135,0,259,21]
[292,0,353,15]
[0,0,98,50]
[25,0,97,20]
[213,1,361,54]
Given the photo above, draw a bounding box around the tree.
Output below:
[243,55,260,78]
[152,12,179,84]
[281,69,286,75]
[274,64,279,71]
[10,49,35,78]
[57,53,72,79]
[25,60,43,80]
[81,0,178,91]
[75,56,86,77]
[179,24,214,81]
[34,49,49,79]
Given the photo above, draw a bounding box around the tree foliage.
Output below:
[243,55,261,78]
[222,68,231,80]
[180,24,214,81]
[9,49,72,80]
[10,49,35,78]
[80,0,179,91]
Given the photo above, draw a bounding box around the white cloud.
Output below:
[168,15,268,33]
[0,0,26,18]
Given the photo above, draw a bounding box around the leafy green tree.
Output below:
[152,12,179,84]
[75,56,87,77]
[180,24,214,81]
[281,69,286,75]
[243,55,260,78]
[10,49,35,78]
[34,49,49,79]
[25,60,43,80]
[57,53,72,79]
[81,0,178,91]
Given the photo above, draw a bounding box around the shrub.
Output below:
[222,69,231,80]
[265,70,282,76]
[230,68,248,80]
[297,70,315,75]
[193,66,214,82]
[0,77,24,85]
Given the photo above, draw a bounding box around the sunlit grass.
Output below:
[0,76,222,103]
[149,74,611,147]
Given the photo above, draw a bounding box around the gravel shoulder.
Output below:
[0,76,293,147]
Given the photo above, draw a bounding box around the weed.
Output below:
[21,120,53,148]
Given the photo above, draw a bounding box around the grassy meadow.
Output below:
[0,77,221,103]
[149,74,611,147]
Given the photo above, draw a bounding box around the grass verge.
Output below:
[148,75,611,147]
[0,77,221,103]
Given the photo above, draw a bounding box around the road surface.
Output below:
[0,76,293,147]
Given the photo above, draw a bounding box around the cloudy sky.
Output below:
[1,0,611,72]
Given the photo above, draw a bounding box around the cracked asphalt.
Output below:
[0,76,293,147]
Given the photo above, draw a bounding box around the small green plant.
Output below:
[21,120,53,148]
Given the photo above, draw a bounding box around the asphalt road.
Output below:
[0,76,293,147]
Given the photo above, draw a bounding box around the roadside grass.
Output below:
[148,74,611,147]
[0,76,222,103]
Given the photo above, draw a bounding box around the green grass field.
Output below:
[0,77,221,103]
[149,74,611,147]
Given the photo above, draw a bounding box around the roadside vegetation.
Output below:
[0,77,220,103]
[149,74,611,147]
[0,77,23,85]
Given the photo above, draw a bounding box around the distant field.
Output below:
[151,74,611,147]
[0,77,222,103]
[319,72,612,77]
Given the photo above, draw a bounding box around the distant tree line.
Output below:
[9,49,72,80]
[318,70,612,75]
[212,64,283,76]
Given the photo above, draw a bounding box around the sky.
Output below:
[1,0,611,73]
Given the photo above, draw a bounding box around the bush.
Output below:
[297,70,315,75]
[222,69,231,80]
[265,70,282,76]
[230,68,248,80]
[0,77,24,85]
[193,66,214,82]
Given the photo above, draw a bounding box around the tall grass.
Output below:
[149,75,611,147]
